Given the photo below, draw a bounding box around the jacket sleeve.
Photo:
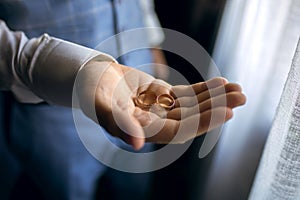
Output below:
[0,19,115,106]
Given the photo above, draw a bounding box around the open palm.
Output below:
[78,61,246,150]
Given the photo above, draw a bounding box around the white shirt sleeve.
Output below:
[0,19,115,105]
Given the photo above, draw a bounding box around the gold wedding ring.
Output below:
[135,90,157,109]
[157,94,175,109]
[134,90,175,110]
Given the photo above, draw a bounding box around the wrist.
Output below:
[74,61,114,123]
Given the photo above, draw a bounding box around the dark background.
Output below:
[151,0,227,200]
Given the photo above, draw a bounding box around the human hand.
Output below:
[76,61,246,150]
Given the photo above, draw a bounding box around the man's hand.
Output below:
[76,61,246,150]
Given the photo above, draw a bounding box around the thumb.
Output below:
[114,108,145,150]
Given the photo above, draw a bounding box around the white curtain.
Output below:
[202,0,300,199]
[249,39,300,200]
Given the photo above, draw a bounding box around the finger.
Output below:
[168,91,246,120]
[194,107,233,135]
[197,91,246,112]
[134,107,169,138]
[174,83,242,108]
[171,77,228,98]
[144,117,180,143]
[176,107,233,142]
[106,108,146,150]
[122,114,146,150]
[145,107,233,144]
[133,107,153,127]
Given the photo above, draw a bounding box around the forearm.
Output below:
[0,19,115,106]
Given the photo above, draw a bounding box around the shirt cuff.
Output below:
[16,34,116,106]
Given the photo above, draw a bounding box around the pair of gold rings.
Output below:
[134,90,175,110]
